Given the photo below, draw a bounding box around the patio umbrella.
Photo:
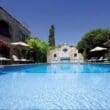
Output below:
[0,57,10,61]
[90,46,107,52]
[10,42,31,48]
[10,42,32,59]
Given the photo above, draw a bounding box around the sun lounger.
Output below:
[12,55,22,63]
[88,57,97,62]
[20,58,30,63]
[12,55,33,64]
[0,57,11,65]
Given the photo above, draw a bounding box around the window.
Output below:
[19,31,26,41]
[0,20,11,38]
[74,53,77,57]
[54,54,57,58]
[63,48,68,52]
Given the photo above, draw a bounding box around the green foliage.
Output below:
[48,25,55,48]
[26,37,49,62]
[77,29,110,59]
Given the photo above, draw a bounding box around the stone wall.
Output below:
[47,44,84,63]
[0,7,31,42]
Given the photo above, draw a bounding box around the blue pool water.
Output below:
[0,63,110,109]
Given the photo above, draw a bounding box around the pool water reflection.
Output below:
[0,63,110,109]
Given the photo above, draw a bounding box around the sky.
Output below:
[0,0,110,45]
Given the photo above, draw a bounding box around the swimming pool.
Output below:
[0,63,110,109]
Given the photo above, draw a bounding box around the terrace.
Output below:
[0,40,33,65]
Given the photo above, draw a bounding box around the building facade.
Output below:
[0,7,31,42]
[47,43,84,63]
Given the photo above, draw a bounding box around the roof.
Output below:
[0,6,30,33]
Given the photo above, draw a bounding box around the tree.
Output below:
[77,29,110,59]
[48,25,55,48]
[26,37,49,62]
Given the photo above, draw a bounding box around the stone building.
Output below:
[0,6,31,42]
[47,43,84,63]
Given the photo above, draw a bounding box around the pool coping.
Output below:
[0,62,110,69]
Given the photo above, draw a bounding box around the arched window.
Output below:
[54,54,57,58]
[74,53,77,57]
[0,20,11,38]
[63,48,68,52]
